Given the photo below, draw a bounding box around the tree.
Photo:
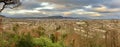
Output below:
[0,0,21,12]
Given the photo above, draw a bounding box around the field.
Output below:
[0,18,120,47]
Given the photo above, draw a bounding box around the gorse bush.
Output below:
[12,24,19,33]
[33,36,53,47]
[16,33,34,47]
[37,26,46,36]
[33,36,63,47]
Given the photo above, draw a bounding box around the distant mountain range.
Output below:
[0,15,6,18]
[0,15,91,20]
[8,16,91,20]
[1,15,120,20]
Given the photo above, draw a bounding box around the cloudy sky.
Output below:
[0,0,120,19]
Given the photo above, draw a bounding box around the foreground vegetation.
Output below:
[1,19,120,47]
[0,24,65,47]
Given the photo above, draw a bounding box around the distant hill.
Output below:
[0,15,5,18]
[9,15,91,20]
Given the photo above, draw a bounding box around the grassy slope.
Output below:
[1,18,120,47]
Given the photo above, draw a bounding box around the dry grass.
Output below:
[0,18,120,47]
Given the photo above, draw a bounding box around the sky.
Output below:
[0,0,120,19]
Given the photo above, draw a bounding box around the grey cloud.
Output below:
[84,5,120,13]
[103,0,120,8]
[36,0,103,5]
[1,0,120,19]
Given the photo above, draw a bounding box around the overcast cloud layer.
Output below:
[0,0,120,19]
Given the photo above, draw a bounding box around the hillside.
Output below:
[1,19,120,47]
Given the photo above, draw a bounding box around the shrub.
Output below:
[16,33,34,47]
[33,36,63,47]
[33,36,54,47]
[12,24,19,33]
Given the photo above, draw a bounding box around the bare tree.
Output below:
[0,0,21,12]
